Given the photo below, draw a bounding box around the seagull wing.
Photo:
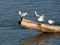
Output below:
[22,13,28,17]
[18,11,21,15]
[52,20,55,23]
[40,14,48,19]
[38,14,47,21]
[39,15,45,21]
[35,11,40,17]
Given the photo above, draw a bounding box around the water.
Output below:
[21,33,60,45]
[0,0,60,45]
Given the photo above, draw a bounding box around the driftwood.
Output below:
[18,18,60,32]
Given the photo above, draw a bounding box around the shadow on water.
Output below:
[21,33,60,45]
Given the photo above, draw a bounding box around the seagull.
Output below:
[48,20,55,24]
[35,11,47,22]
[18,11,28,17]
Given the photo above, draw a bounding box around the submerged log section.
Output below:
[19,18,60,32]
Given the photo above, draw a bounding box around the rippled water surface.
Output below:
[0,0,60,45]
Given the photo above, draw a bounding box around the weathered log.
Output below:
[18,18,60,32]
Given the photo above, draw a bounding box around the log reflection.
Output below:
[21,33,60,45]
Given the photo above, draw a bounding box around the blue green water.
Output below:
[0,0,60,45]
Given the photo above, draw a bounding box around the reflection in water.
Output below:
[21,33,60,45]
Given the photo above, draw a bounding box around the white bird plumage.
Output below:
[35,11,47,22]
[35,11,40,17]
[48,20,54,24]
[18,11,28,17]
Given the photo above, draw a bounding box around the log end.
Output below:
[18,18,23,25]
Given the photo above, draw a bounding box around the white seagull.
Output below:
[48,20,55,24]
[35,11,47,22]
[18,11,28,17]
